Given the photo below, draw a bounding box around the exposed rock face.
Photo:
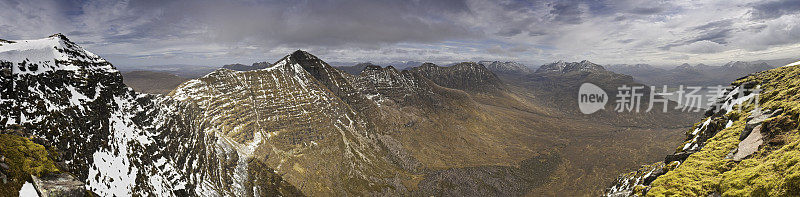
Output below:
[32,173,85,197]
[478,61,531,75]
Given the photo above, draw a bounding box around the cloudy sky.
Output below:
[1,0,800,68]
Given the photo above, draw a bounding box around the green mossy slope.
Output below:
[648,65,800,196]
[0,133,60,197]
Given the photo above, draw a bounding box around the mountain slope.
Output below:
[171,50,409,196]
[606,61,800,196]
[0,34,301,196]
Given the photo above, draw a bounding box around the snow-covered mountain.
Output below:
[535,60,605,74]
[478,61,532,75]
[0,34,300,196]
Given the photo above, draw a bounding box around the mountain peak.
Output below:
[290,50,318,60]
[0,34,112,75]
[48,33,68,40]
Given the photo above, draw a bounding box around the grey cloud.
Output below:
[689,28,732,44]
[750,0,800,20]
[495,28,523,37]
[549,1,583,24]
[660,20,737,50]
[629,6,664,15]
[692,19,734,31]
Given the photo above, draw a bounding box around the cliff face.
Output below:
[606,61,800,196]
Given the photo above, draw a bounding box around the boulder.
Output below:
[665,151,696,163]
[732,125,764,161]
[31,173,85,197]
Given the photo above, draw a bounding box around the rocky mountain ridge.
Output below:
[535,60,605,74]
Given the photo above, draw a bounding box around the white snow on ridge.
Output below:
[0,35,112,75]
[783,60,800,68]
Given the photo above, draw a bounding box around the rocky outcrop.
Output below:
[31,173,85,197]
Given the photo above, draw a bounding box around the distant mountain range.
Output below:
[222,61,271,71]
[607,59,798,86]
[478,61,533,75]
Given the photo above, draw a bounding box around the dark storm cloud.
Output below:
[750,0,800,20]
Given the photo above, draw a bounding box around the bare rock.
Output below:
[666,151,696,163]
[31,173,85,197]
[733,125,764,161]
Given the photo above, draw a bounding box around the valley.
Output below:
[0,34,704,196]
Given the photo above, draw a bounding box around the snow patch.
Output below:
[19,182,39,197]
